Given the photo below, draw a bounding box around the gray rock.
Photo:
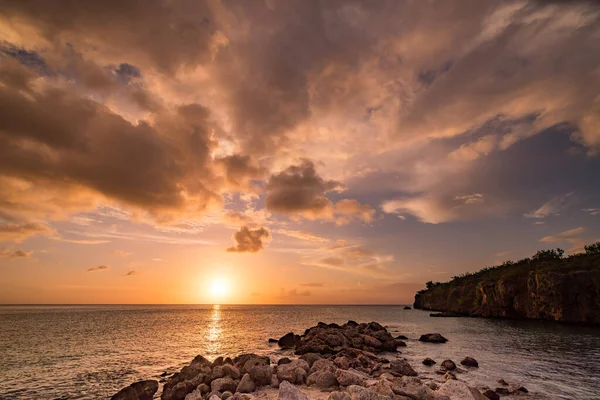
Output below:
[236,374,255,393]
[278,380,309,400]
[211,377,237,393]
[418,333,448,343]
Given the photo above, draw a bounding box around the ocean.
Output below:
[1,305,599,400]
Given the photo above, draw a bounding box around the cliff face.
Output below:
[414,257,600,324]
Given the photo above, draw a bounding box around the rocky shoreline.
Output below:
[111,321,530,400]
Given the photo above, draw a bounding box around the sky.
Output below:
[1,0,600,305]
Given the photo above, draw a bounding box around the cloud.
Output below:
[333,199,376,225]
[0,248,32,259]
[0,221,55,243]
[125,270,139,276]
[525,193,575,218]
[539,227,586,243]
[111,250,131,257]
[87,265,110,272]
[274,229,329,243]
[454,193,484,205]
[265,159,343,218]
[226,226,270,253]
[52,238,110,245]
[299,283,324,288]
[321,257,345,267]
[582,208,600,216]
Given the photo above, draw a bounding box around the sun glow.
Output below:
[208,278,230,299]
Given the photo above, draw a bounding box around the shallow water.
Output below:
[1,305,599,399]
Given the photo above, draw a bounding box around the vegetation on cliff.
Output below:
[414,242,600,324]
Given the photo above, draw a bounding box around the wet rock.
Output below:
[307,370,339,389]
[362,335,383,349]
[482,390,500,400]
[430,312,464,318]
[460,357,478,368]
[299,353,322,368]
[328,391,352,400]
[335,369,368,387]
[221,392,232,400]
[495,388,510,395]
[248,364,272,386]
[390,359,418,377]
[418,333,448,343]
[441,360,456,371]
[222,364,241,379]
[210,377,237,393]
[437,380,487,400]
[346,320,359,328]
[422,358,436,366]
[278,332,298,348]
[268,338,278,343]
[236,374,255,393]
[404,306,412,310]
[213,357,225,367]
[277,357,292,366]
[395,335,409,340]
[517,386,529,393]
[234,354,269,373]
[111,380,159,400]
[278,380,309,400]
[224,357,234,365]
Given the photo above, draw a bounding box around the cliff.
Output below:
[414,250,600,325]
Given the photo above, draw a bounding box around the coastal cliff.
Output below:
[414,246,600,324]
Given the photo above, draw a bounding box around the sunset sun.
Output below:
[208,278,230,300]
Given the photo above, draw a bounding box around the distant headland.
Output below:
[414,242,600,325]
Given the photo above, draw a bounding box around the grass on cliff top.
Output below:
[422,242,600,292]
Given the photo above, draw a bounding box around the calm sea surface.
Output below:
[1,305,599,400]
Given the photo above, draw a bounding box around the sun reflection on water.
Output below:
[206,304,222,357]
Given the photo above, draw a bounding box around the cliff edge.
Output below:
[414,246,600,325]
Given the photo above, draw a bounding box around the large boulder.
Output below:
[328,391,352,400]
[183,389,202,400]
[346,385,390,400]
[248,364,272,386]
[390,376,434,400]
[278,380,309,400]
[236,374,255,393]
[482,390,500,400]
[418,333,448,343]
[111,380,159,400]
[299,353,322,368]
[441,360,456,371]
[436,380,487,400]
[309,358,336,374]
[390,360,418,377]
[210,377,237,393]
[362,335,383,349]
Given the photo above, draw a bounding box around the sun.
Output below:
[208,278,229,299]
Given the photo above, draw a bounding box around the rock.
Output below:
[299,353,322,368]
[482,390,500,400]
[335,369,368,387]
[422,358,436,366]
[368,382,394,398]
[328,391,352,400]
[207,393,221,400]
[111,380,159,400]
[395,335,409,340]
[460,357,478,368]
[418,333,448,343]
[497,379,508,386]
[271,374,280,388]
[390,359,418,376]
[309,358,336,374]
[390,376,433,400]
[294,367,307,384]
[306,370,339,389]
[495,388,510,395]
[183,389,202,400]
[221,392,232,400]
[404,306,412,309]
[441,360,456,371]
[362,335,383,349]
[278,357,292,365]
[213,357,225,367]
[517,386,529,393]
[437,380,488,400]
[268,338,278,343]
[278,332,297,348]
[236,374,255,393]
[248,364,272,386]
[277,359,309,383]
[211,377,237,393]
[444,372,457,381]
[346,320,359,328]
[429,312,464,318]
[346,384,389,400]
[278,380,309,400]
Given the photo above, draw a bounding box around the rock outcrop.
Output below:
[414,252,600,324]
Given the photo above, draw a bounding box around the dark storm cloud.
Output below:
[226,226,270,253]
